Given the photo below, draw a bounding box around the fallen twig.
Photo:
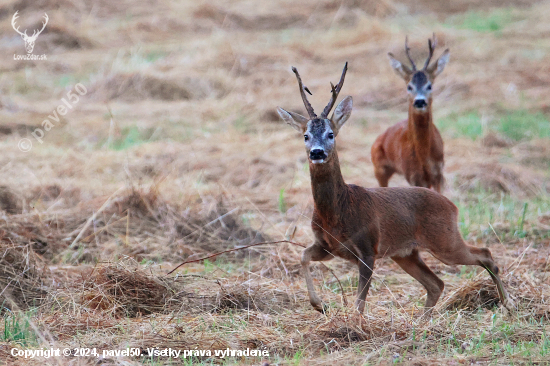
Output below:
[69,187,125,249]
[166,240,349,306]
[167,240,305,275]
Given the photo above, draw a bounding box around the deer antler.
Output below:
[292,67,317,119]
[423,33,437,70]
[11,11,27,37]
[321,62,348,118]
[31,14,48,39]
[404,36,417,71]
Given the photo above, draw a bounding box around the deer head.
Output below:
[12,11,49,54]
[277,63,353,164]
[388,34,450,112]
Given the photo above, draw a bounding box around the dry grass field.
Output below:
[0,0,549,365]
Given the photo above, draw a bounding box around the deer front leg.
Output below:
[301,242,331,313]
[431,164,445,194]
[432,179,443,194]
[355,256,375,313]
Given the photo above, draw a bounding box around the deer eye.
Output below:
[304,135,309,141]
[407,85,413,92]
[328,133,334,139]
[426,84,432,91]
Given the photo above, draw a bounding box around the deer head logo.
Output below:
[12,11,49,54]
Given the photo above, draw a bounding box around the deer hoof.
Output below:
[417,307,435,322]
[354,300,366,314]
[502,296,516,313]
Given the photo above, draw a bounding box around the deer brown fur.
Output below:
[371,35,448,193]
[277,63,513,314]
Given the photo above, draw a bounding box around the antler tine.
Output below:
[423,33,437,70]
[11,11,19,26]
[11,11,26,36]
[41,14,49,29]
[404,36,417,71]
[292,67,317,119]
[35,13,48,37]
[321,62,348,118]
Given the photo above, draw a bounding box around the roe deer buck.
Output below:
[371,34,449,193]
[277,63,513,314]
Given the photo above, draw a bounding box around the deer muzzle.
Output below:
[413,98,428,110]
[310,148,327,163]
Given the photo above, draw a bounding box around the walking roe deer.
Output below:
[276,63,513,314]
[371,35,448,193]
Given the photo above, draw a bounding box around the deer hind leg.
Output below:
[371,142,392,187]
[355,256,375,313]
[301,243,332,313]
[409,171,430,189]
[392,249,444,313]
[432,177,444,194]
[431,165,445,194]
[434,242,514,311]
[374,165,395,187]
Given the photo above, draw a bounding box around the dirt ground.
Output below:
[0,0,549,365]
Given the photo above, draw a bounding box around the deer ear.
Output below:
[388,53,413,81]
[276,107,308,132]
[427,49,450,78]
[331,96,352,134]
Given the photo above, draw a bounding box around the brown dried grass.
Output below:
[0,186,20,214]
[81,260,177,317]
[95,186,268,259]
[455,162,545,197]
[0,241,47,311]
[90,73,227,102]
[0,184,267,268]
[444,277,501,311]
[0,0,549,364]
[0,0,164,20]
[393,0,539,16]
[39,24,94,52]
[193,4,308,31]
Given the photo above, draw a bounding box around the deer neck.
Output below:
[408,102,434,158]
[309,150,347,223]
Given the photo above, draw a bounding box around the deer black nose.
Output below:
[413,99,427,109]
[310,149,326,160]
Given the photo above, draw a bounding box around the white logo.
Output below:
[12,11,48,56]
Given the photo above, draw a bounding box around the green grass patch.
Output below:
[200,257,248,274]
[453,187,550,242]
[278,188,287,213]
[496,110,550,141]
[323,273,357,295]
[2,310,38,346]
[446,9,514,32]
[437,109,550,141]
[437,112,484,140]
[106,125,157,150]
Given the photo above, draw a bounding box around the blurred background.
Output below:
[0,0,549,364]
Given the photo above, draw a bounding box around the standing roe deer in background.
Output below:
[371,35,449,193]
[277,62,513,314]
